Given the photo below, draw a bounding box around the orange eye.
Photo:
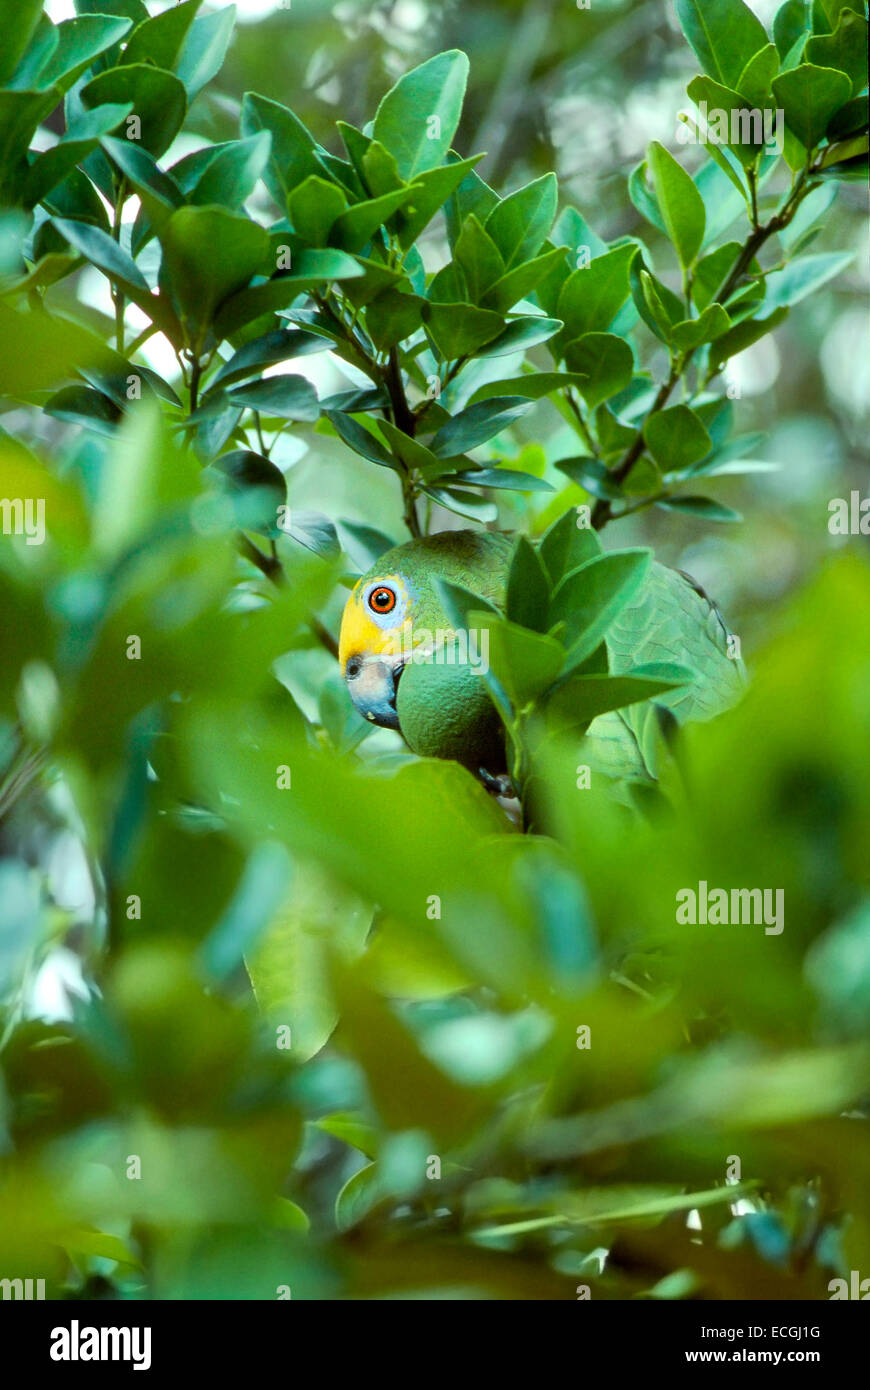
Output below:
[368,585,396,614]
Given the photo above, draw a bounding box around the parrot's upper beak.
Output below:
[344,654,405,730]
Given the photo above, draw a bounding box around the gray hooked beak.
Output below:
[344,654,405,730]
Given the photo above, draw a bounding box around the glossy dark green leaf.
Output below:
[806,9,869,96]
[556,455,624,501]
[421,301,505,359]
[0,0,43,85]
[189,133,272,210]
[430,396,533,457]
[549,549,653,667]
[564,333,634,410]
[506,536,551,632]
[123,0,201,71]
[38,14,133,92]
[228,374,319,422]
[80,64,187,158]
[657,495,743,522]
[159,206,269,348]
[176,6,235,99]
[556,243,635,339]
[484,173,558,272]
[324,411,397,470]
[331,187,416,254]
[644,405,713,471]
[538,508,603,586]
[675,0,769,89]
[44,383,121,435]
[288,175,348,247]
[468,371,587,406]
[241,92,326,206]
[396,154,483,249]
[648,141,705,268]
[772,64,853,149]
[372,49,469,180]
[474,315,563,358]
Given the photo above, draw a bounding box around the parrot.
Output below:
[338,528,744,787]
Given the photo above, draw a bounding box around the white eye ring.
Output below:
[362,578,406,630]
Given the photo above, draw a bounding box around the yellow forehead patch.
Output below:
[338,574,411,672]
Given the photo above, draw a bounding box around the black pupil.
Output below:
[374,591,391,609]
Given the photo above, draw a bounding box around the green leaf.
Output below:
[213,249,363,338]
[657,495,743,521]
[324,410,397,470]
[288,175,348,247]
[546,665,692,731]
[644,405,713,471]
[670,303,731,350]
[100,133,183,234]
[227,374,319,422]
[564,333,633,410]
[430,396,533,457]
[241,92,325,206]
[0,0,43,85]
[773,0,813,60]
[23,105,132,207]
[806,9,869,97]
[159,206,269,349]
[686,75,774,170]
[421,486,497,524]
[315,1112,379,1160]
[484,245,567,315]
[372,49,469,180]
[176,5,236,98]
[675,0,770,89]
[80,63,187,158]
[708,304,789,366]
[772,64,853,149]
[648,141,706,267]
[468,371,587,406]
[52,215,175,339]
[331,187,417,254]
[39,15,133,92]
[629,256,683,342]
[629,160,666,233]
[538,507,602,585]
[692,242,742,309]
[556,243,636,339]
[506,536,551,632]
[364,289,425,351]
[556,455,624,501]
[450,466,554,493]
[762,250,853,309]
[474,315,563,358]
[454,215,505,303]
[549,549,653,667]
[188,133,272,210]
[735,43,780,105]
[396,154,483,249]
[422,301,505,358]
[44,383,121,435]
[484,173,558,272]
[210,327,329,391]
[487,620,565,707]
[123,0,201,70]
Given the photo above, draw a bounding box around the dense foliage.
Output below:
[0,0,867,1299]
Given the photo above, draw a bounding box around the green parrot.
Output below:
[338,528,744,785]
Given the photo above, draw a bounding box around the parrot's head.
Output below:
[338,530,514,741]
[338,567,414,730]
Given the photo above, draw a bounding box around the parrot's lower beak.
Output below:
[344,654,405,730]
